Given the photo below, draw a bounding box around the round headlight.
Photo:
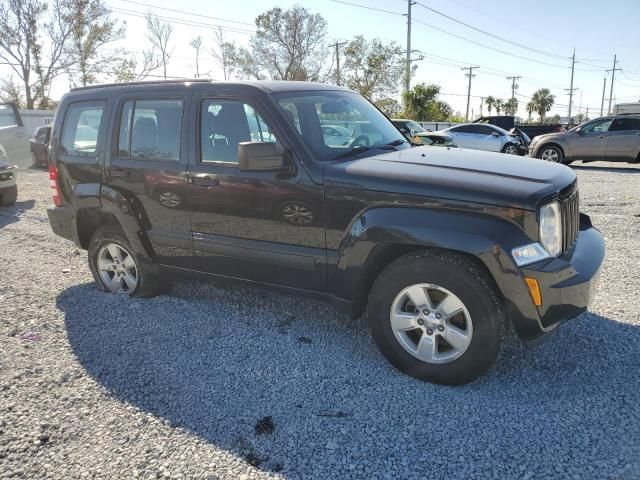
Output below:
[539,201,562,256]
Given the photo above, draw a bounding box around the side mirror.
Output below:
[238,142,284,171]
[409,128,419,137]
[491,131,500,137]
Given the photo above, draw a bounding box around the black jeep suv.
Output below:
[47,80,604,385]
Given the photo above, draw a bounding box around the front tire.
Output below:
[367,251,504,385]
[501,143,518,155]
[538,145,564,163]
[88,225,160,297]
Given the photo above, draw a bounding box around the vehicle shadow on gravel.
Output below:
[0,199,35,229]
[57,282,640,477]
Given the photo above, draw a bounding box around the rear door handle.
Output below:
[190,175,219,187]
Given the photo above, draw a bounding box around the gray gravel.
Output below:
[1,162,639,479]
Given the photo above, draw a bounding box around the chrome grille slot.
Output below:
[560,190,579,253]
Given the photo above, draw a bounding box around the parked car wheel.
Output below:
[156,190,183,209]
[501,143,518,155]
[88,225,160,297]
[0,185,17,206]
[538,145,564,163]
[367,251,504,385]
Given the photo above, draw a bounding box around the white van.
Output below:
[614,102,640,115]
[0,102,30,206]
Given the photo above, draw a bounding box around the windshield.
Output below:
[276,91,408,161]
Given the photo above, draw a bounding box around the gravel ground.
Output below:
[1,163,639,479]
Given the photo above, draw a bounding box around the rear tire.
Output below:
[88,225,160,297]
[367,250,504,385]
[0,185,17,206]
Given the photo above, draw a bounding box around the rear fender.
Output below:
[98,185,154,260]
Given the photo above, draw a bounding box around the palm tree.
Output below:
[504,98,518,115]
[526,101,535,122]
[494,99,504,115]
[485,96,496,115]
[531,88,555,122]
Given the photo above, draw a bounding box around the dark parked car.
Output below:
[47,80,604,385]
[30,125,51,168]
[529,114,640,164]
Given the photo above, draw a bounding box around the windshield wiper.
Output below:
[332,139,408,161]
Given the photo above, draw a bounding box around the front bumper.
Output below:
[517,214,604,341]
[0,165,18,189]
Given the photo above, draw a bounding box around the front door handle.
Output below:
[190,175,219,187]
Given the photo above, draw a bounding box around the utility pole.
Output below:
[462,66,479,121]
[585,106,589,121]
[506,76,521,100]
[405,1,415,92]
[600,77,607,116]
[607,54,621,114]
[480,97,484,116]
[566,48,576,121]
[331,41,348,86]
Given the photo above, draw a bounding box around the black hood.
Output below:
[324,146,576,211]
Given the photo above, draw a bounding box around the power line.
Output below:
[110,7,255,35]
[329,0,403,16]
[414,1,571,61]
[110,0,255,27]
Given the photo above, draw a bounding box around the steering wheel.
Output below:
[350,135,370,147]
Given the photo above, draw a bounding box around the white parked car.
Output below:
[0,102,30,206]
[439,123,524,155]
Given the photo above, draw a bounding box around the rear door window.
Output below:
[609,117,640,131]
[117,99,183,160]
[60,102,106,156]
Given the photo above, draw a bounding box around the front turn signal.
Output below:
[524,277,542,307]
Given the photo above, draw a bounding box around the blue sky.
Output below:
[12,0,640,117]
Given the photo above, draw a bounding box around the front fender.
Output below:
[332,207,545,340]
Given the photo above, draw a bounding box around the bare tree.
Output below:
[0,0,75,108]
[230,6,329,81]
[0,76,24,108]
[211,27,237,80]
[64,0,125,87]
[112,50,162,82]
[145,13,173,79]
[190,36,202,79]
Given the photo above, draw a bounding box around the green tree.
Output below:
[485,96,496,115]
[526,101,535,122]
[375,98,402,117]
[504,97,518,115]
[231,6,328,81]
[532,88,555,122]
[342,36,405,102]
[64,0,125,87]
[494,99,504,115]
[402,83,452,121]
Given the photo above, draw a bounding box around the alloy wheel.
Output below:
[390,283,473,364]
[505,145,518,155]
[541,148,560,162]
[158,191,181,208]
[97,243,139,293]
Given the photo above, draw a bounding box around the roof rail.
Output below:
[70,78,211,92]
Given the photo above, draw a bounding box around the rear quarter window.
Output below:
[60,101,106,156]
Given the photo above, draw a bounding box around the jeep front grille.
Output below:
[560,190,579,253]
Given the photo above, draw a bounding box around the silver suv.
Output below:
[0,102,30,206]
[529,114,640,164]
